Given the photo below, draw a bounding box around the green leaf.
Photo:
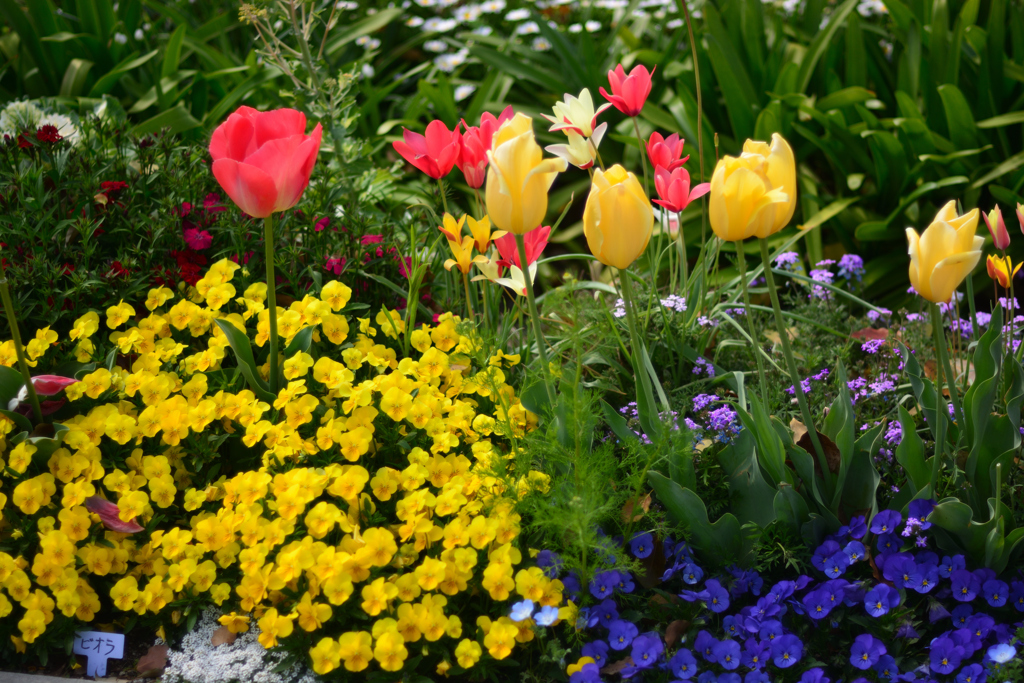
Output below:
[648,471,747,564]
[841,423,881,520]
[970,149,1024,189]
[845,12,867,87]
[797,196,859,231]
[816,86,874,111]
[60,58,94,97]
[854,176,968,240]
[131,103,200,136]
[977,111,1024,128]
[894,406,930,493]
[88,49,159,97]
[704,33,757,140]
[161,23,187,81]
[0,365,26,407]
[937,84,979,151]
[862,129,909,208]
[325,7,403,55]
[796,0,859,93]
[774,485,811,534]
[212,319,275,402]
[736,395,787,488]
[282,326,314,357]
[901,342,942,442]
[600,399,639,445]
[469,44,562,92]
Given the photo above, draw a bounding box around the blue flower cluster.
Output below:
[554,502,1022,683]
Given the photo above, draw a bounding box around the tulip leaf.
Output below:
[469,44,562,92]
[816,86,874,111]
[862,130,908,208]
[796,0,858,93]
[0,409,32,436]
[88,49,159,97]
[797,196,859,231]
[213,319,275,403]
[736,395,787,488]
[900,342,942,443]
[977,110,1024,128]
[282,326,314,358]
[969,149,1024,189]
[704,33,757,141]
[774,485,810,534]
[648,471,748,564]
[937,84,979,152]
[131,103,200,136]
[0,365,25,408]
[162,23,187,81]
[854,175,968,240]
[324,7,403,55]
[894,405,930,494]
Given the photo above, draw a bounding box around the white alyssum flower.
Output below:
[0,101,43,134]
[163,608,318,683]
[505,7,530,20]
[454,84,477,101]
[38,113,80,146]
[114,32,128,44]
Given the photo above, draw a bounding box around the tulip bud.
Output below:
[485,114,568,235]
[906,201,983,304]
[1017,203,1024,236]
[983,205,1010,249]
[583,165,654,270]
[708,150,791,242]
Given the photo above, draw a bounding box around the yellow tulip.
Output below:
[709,133,795,241]
[906,201,982,304]
[742,133,797,232]
[582,164,654,270]
[485,114,568,236]
[443,235,486,275]
[986,254,1021,289]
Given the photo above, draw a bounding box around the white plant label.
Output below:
[73,630,125,677]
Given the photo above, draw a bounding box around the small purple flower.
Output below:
[850,634,887,669]
[849,516,868,539]
[705,579,731,613]
[838,254,865,280]
[581,640,609,668]
[775,251,800,269]
[682,562,704,585]
[955,663,984,683]
[801,668,830,683]
[569,662,602,683]
[629,632,664,670]
[771,634,803,668]
[930,636,964,674]
[510,599,534,622]
[630,532,654,559]
[608,619,639,650]
[713,640,742,670]
[589,570,619,599]
[951,570,980,602]
[861,339,885,353]
[983,579,1009,607]
[668,648,699,679]
[871,510,902,535]
[535,605,559,626]
[864,584,900,617]
[874,655,899,682]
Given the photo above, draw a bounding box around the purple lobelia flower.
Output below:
[771,634,803,668]
[850,634,887,669]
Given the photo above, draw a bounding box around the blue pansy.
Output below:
[871,509,902,535]
[874,655,900,682]
[771,634,803,668]
[849,515,868,539]
[930,636,964,674]
[630,532,654,559]
[986,642,1017,664]
[951,570,980,602]
[982,579,1008,607]
[668,648,699,680]
[581,640,609,668]
[589,570,619,599]
[713,639,742,670]
[608,619,638,650]
[509,599,534,622]
[850,633,887,669]
[955,663,984,683]
[864,583,900,617]
[705,579,731,613]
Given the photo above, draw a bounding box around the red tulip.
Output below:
[984,206,1010,249]
[7,375,79,415]
[599,64,655,117]
[495,225,551,270]
[85,496,144,534]
[652,166,710,213]
[457,106,514,188]
[209,107,323,218]
[393,120,460,180]
[646,132,689,172]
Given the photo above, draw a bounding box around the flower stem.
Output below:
[0,260,43,424]
[929,302,951,495]
[437,177,450,216]
[759,238,826,468]
[619,269,657,410]
[677,210,689,293]
[632,117,650,198]
[462,271,475,320]
[515,233,557,408]
[932,301,965,439]
[736,244,767,406]
[264,214,280,396]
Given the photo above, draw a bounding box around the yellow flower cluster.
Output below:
[0,258,564,675]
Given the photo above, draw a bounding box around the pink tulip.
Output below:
[495,225,551,270]
[652,166,710,213]
[646,132,689,172]
[7,375,79,415]
[599,64,655,117]
[457,106,514,188]
[85,496,144,534]
[31,375,79,395]
[983,205,1010,249]
[393,120,460,180]
[210,106,323,218]
[1018,203,1024,236]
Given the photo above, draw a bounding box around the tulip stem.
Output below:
[515,233,557,408]
[462,271,475,320]
[965,273,979,344]
[437,178,450,216]
[0,258,43,425]
[632,117,650,198]
[264,214,280,396]
[929,303,951,495]
[932,302,966,439]
[619,268,658,415]
[677,211,689,293]
[736,244,767,407]
[473,188,484,220]
[759,238,826,472]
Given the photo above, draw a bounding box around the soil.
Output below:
[2,628,159,680]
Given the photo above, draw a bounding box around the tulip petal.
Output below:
[930,251,982,304]
[212,158,278,218]
[253,108,307,147]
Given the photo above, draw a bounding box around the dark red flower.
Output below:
[314,217,330,232]
[17,134,32,149]
[100,181,128,195]
[36,125,62,143]
[361,234,384,245]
